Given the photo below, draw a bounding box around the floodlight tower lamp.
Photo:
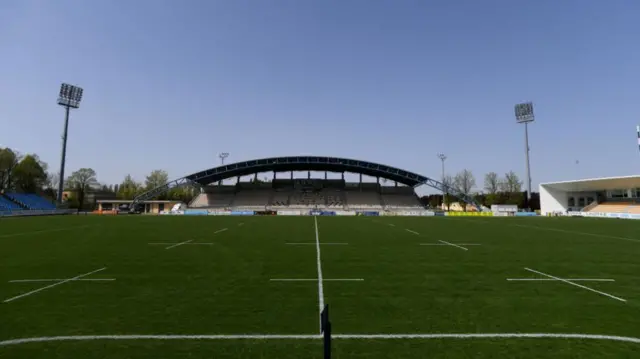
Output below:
[56,83,84,205]
[514,102,534,204]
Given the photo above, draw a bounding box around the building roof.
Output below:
[96,200,180,204]
[184,156,430,187]
[540,175,640,191]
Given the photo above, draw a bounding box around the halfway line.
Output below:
[524,267,626,302]
[3,333,640,347]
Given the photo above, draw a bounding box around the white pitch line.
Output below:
[3,333,640,346]
[314,216,324,333]
[3,267,107,303]
[215,228,229,234]
[507,278,615,282]
[165,239,193,249]
[405,229,420,235]
[149,242,213,245]
[438,240,468,251]
[524,267,626,302]
[270,279,364,282]
[9,279,115,283]
[238,223,244,226]
[0,225,90,239]
[286,243,348,245]
[388,223,396,227]
[420,243,480,246]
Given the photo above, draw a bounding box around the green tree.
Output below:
[66,168,99,211]
[145,170,169,199]
[118,174,142,200]
[12,154,48,193]
[0,147,20,191]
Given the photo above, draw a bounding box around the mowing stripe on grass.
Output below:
[2,333,640,346]
[3,267,107,303]
[524,267,626,302]
[314,216,324,333]
[9,279,115,283]
[0,225,90,239]
[438,240,469,251]
[215,228,229,234]
[165,240,193,249]
[507,278,615,282]
[405,229,420,235]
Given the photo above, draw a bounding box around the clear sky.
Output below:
[1,0,639,193]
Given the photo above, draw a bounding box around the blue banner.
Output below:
[184,210,208,216]
[515,212,538,217]
[231,211,254,216]
[356,211,379,216]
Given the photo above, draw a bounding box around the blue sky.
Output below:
[1,0,639,193]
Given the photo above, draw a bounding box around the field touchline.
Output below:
[314,216,324,333]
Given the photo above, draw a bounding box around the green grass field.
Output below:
[1,215,640,358]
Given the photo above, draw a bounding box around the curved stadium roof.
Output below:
[185,156,429,187]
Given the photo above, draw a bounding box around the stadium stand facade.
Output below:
[133,156,477,212]
[540,175,640,215]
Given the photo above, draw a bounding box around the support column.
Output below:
[291,171,293,180]
[325,171,327,180]
[308,171,311,179]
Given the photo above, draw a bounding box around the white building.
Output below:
[539,175,640,215]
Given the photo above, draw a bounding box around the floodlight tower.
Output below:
[437,153,447,208]
[514,102,534,203]
[56,83,84,204]
[218,152,229,185]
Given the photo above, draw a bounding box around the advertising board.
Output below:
[230,211,254,216]
[184,209,208,216]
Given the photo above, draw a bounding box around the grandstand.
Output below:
[133,156,475,213]
[540,175,640,215]
[0,193,55,214]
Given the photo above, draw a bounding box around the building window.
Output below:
[586,197,594,204]
[568,197,575,207]
[610,189,626,198]
[578,197,585,206]
[158,203,165,212]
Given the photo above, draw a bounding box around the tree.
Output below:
[12,154,48,193]
[484,172,499,194]
[117,174,142,200]
[442,175,454,211]
[500,171,522,193]
[66,168,99,211]
[454,169,476,211]
[0,147,20,191]
[145,170,169,190]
